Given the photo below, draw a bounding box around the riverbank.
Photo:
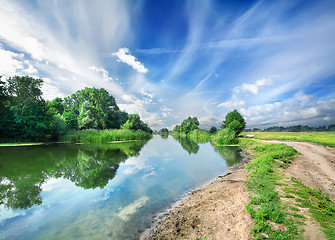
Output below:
[143,154,253,240]
[145,138,335,240]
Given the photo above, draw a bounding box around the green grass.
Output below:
[241,138,335,239]
[59,129,152,143]
[285,178,335,239]
[240,138,303,239]
[246,132,335,148]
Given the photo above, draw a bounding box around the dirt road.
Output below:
[260,140,335,200]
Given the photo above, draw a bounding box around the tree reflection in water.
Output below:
[0,141,147,210]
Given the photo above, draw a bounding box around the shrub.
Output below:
[212,128,238,145]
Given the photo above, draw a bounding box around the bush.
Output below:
[212,128,238,145]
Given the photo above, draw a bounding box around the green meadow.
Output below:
[246,132,335,148]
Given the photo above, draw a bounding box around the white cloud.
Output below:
[0,48,24,76]
[89,66,112,81]
[113,48,148,73]
[218,100,245,109]
[238,78,272,95]
[240,93,335,128]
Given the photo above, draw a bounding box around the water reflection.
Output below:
[0,141,147,210]
[212,144,243,167]
[171,135,200,154]
[0,136,243,240]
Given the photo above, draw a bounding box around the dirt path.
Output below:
[260,140,335,200]
[144,162,253,240]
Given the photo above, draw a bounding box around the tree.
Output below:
[121,114,153,133]
[180,116,199,134]
[222,109,246,136]
[159,128,169,134]
[209,126,217,134]
[5,76,49,140]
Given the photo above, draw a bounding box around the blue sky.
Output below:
[0,0,334,130]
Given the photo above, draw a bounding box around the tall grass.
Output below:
[188,129,211,142]
[59,129,152,143]
[247,132,335,148]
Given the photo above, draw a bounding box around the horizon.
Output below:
[1,0,334,130]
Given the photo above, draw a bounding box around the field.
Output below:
[246,132,335,148]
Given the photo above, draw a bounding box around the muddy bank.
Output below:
[143,158,252,240]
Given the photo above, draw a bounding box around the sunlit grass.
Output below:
[246,132,335,148]
[60,129,152,143]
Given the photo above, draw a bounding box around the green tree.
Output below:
[121,114,152,133]
[78,101,98,129]
[222,109,246,136]
[5,76,49,140]
[180,116,199,134]
[209,126,217,134]
[159,128,169,134]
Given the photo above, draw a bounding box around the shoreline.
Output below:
[141,152,252,240]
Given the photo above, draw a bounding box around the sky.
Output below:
[0,0,335,130]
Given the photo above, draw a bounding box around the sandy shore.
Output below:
[142,155,253,240]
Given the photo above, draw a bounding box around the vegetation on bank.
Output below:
[248,131,335,148]
[241,138,335,239]
[60,129,152,143]
[0,75,152,143]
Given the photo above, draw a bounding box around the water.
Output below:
[0,135,242,239]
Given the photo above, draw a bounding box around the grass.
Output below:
[240,138,302,239]
[285,178,335,239]
[246,132,335,148]
[59,129,152,143]
[241,138,335,239]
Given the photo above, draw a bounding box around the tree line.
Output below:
[0,75,152,142]
[169,110,246,145]
[245,124,335,132]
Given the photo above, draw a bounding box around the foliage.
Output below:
[212,128,238,145]
[222,109,246,136]
[245,124,335,132]
[188,129,211,142]
[175,116,199,135]
[248,132,335,148]
[0,75,152,143]
[60,129,152,143]
[159,128,169,134]
[121,114,153,133]
[209,126,217,134]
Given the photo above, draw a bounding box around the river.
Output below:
[0,135,242,240]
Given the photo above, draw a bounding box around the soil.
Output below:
[144,141,335,240]
[143,159,253,240]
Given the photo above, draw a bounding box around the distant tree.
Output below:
[209,126,217,134]
[328,125,335,131]
[160,128,169,134]
[180,116,199,134]
[222,109,246,136]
